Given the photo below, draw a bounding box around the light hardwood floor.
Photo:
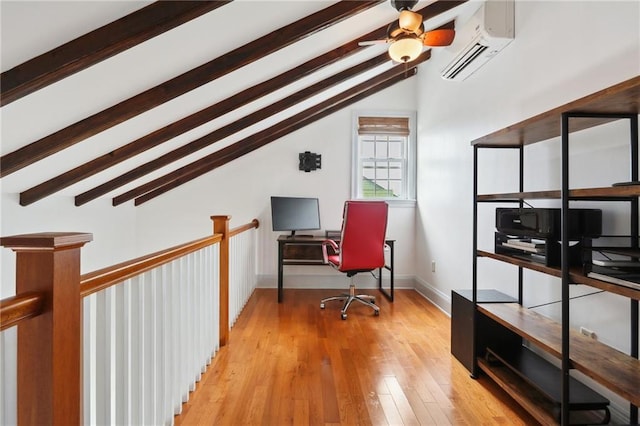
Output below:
[175,288,536,425]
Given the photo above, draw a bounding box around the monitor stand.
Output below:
[287,230,314,239]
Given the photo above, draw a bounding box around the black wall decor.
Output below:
[299,151,321,172]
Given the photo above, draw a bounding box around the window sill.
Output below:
[354,198,416,208]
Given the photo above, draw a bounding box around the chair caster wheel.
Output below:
[374,310,380,316]
[320,303,325,309]
[341,313,347,320]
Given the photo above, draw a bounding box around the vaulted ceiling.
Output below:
[1,0,470,207]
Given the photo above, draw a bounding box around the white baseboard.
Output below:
[257,273,416,290]
[413,276,452,316]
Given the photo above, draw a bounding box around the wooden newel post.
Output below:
[1,232,92,426]
[211,216,230,347]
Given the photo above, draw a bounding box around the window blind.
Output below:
[358,117,410,136]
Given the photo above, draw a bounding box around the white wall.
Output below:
[133,78,419,287]
[0,194,138,290]
[415,0,639,416]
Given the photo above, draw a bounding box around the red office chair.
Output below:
[320,200,389,320]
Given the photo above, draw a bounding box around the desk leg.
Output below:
[278,241,284,303]
[378,240,394,302]
[390,241,394,301]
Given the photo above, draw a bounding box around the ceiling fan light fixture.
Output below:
[398,9,422,32]
[388,36,422,63]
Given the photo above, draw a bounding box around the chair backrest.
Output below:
[338,200,388,272]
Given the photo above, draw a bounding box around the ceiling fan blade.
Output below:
[423,29,455,47]
[358,39,389,46]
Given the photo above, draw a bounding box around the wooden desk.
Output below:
[277,235,394,303]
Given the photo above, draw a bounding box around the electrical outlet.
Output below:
[580,326,597,339]
[431,261,436,273]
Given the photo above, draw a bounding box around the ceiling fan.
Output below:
[360,0,456,63]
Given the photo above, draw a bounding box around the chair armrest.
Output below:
[321,239,339,264]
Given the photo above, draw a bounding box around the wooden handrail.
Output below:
[79,217,258,297]
[229,218,260,237]
[80,234,222,298]
[0,235,224,326]
[0,291,45,331]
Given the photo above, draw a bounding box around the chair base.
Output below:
[320,284,380,320]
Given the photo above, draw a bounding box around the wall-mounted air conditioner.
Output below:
[441,0,514,81]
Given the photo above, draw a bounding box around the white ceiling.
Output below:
[0,0,477,202]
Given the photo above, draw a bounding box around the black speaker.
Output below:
[298,151,321,172]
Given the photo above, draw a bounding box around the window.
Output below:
[352,112,416,203]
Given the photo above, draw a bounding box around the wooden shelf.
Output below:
[471,76,640,147]
[477,185,640,202]
[477,250,640,300]
[486,347,609,409]
[477,356,560,425]
[478,357,611,426]
[477,303,640,406]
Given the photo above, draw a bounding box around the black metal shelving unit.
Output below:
[470,76,640,425]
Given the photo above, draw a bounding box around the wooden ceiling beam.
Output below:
[0,0,384,178]
[72,51,392,206]
[112,51,430,206]
[0,1,231,107]
[132,69,418,206]
[416,0,467,22]
[23,25,392,207]
[20,7,465,206]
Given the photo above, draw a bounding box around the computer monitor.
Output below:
[270,196,321,238]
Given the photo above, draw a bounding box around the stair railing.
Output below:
[0,215,259,425]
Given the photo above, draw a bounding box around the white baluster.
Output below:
[231,238,238,325]
[0,328,17,426]
[213,244,220,354]
[172,257,185,412]
[130,275,143,424]
[161,263,173,424]
[144,270,157,425]
[201,247,209,367]
[95,286,115,424]
[195,250,204,376]
[83,294,96,425]
[207,245,216,358]
[115,278,132,425]
[154,267,166,426]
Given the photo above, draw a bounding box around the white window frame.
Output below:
[351,110,417,206]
